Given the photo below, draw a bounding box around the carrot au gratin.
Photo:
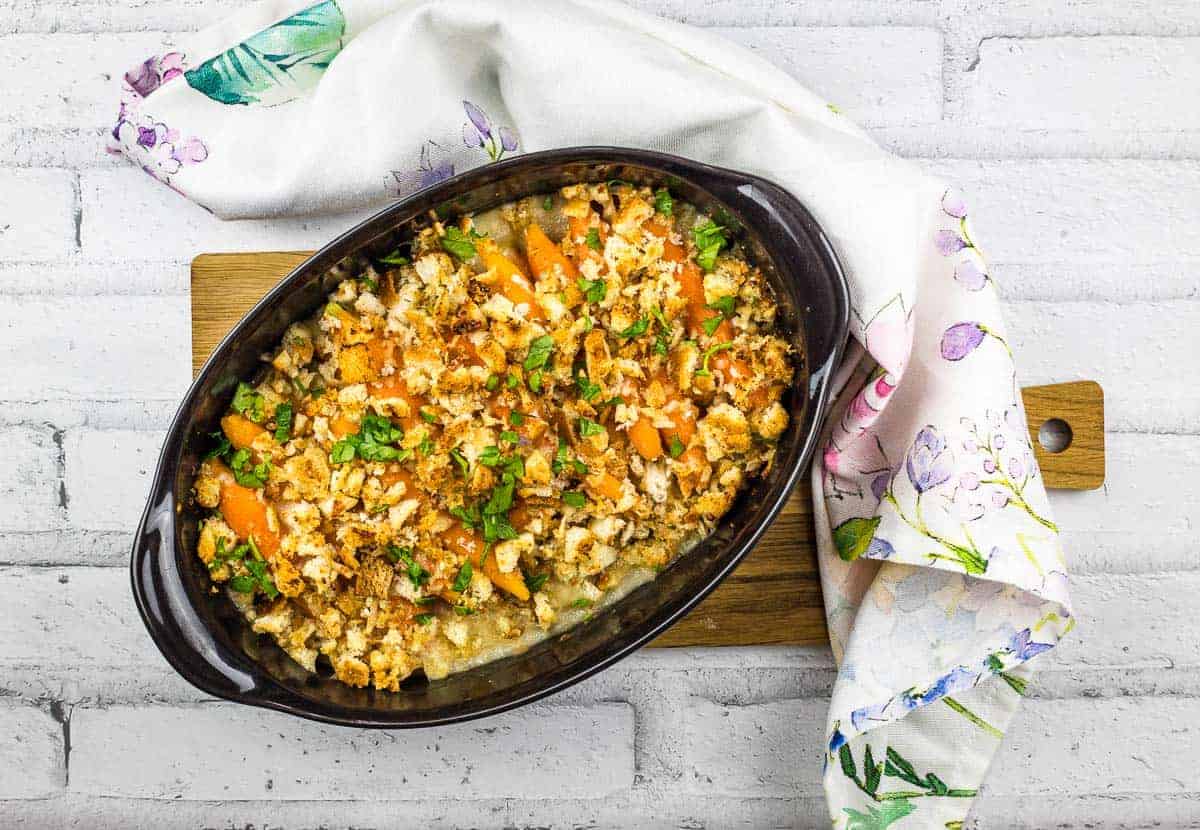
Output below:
[192,181,794,691]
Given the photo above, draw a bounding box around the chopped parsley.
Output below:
[701,295,736,337]
[552,437,588,476]
[562,491,587,508]
[576,277,607,304]
[524,335,555,372]
[329,413,408,464]
[419,408,438,424]
[509,411,525,426]
[570,598,593,609]
[205,430,232,462]
[453,605,476,616]
[524,572,550,593]
[485,373,500,392]
[414,613,434,625]
[574,372,602,402]
[417,434,435,456]
[692,220,728,272]
[506,372,520,390]
[273,403,293,443]
[449,448,470,477]
[543,195,554,211]
[578,417,605,438]
[668,436,686,458]
[696,341,735,377]
[441,226,478,260]
[654,188,673,216]
[585,227,602,251]
[528,369,544,394]
[478,446,503,467]
[499,429,520,445]
[451,561,473,593]
[617,317,649,339]
[231,382,265,423]
[387,544,428,587]
[376,248,409,266]
[230,448,270,488]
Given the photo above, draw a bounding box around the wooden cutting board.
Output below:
[191,252,1106,648]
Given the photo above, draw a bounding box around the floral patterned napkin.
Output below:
[109,1,1072,824]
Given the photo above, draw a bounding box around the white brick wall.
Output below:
[0,0,1196,826]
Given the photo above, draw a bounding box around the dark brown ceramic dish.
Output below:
[131,147,849,727]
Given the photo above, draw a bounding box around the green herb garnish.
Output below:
[452,561,473,593]
[668,436,686,458]
[543,195,554,211]
[692,220,728,272]
[414,613,434,625]
[654,188,673,216]
[449,448,470,477]
[578,417,605,438]
[576,277,606,304]
[485,374,500,392]
[441,226,477,260]
[570,598,593,609]
[230,448,270,488]
[528,369,543,394]
[696,341,735,377]
[524,572,550,593]
[420,409,437,424]
[273,403,293,443]
[562,491,587,508]
[585,227,602,251]
[617,318,648,339]
[524,335,555,372]
[575,372,601,402]
[231,382,265,423]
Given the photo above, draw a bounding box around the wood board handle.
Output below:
[1022,380,1105,490]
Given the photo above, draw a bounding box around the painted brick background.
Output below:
[0,0,1194,827]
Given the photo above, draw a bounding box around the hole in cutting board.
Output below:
[1038,418,1073,453]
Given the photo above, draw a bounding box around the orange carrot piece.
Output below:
[330,415,359,438]
[220,413,267,451]
[212,461,279,559]
[587,471,625,501]
[480,247,544,319]
[660,398,697,446]
[367,337,397,372]
[369,375,428,429]
[441,524,530,601]
[629,416,664,460]
[524,224,578,282]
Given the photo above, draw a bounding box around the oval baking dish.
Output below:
[131,147,849,728]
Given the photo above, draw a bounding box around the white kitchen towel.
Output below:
[109,1,1073,825]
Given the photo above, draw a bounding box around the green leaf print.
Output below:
[184,0,346,106]
[842,799,915,830]
[833,515,882,562]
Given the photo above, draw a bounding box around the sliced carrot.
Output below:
[367,337,397,372]
[220,413,266,451]
[660,398,698,446]
[629,416,664,460]
[211,460,279,559]
[380,467,416,494]
[649,221,728,338]
[440,524,530,601]
[586,471,625,501]
[369,375,428,429]
[480,246,544,320]
[330,415,359,438]
[448,334,485,368]
[524,224,578,282]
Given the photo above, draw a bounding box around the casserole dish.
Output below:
[131,147,849,727]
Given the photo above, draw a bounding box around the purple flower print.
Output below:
[937,188,991,290]
[392,140,455,195]
[124,52,186,99]
[906,426,953,493]
[912,666,979,706]
[867,537,895,558]
[462,100,519,162]
[935,229,967,256]
[114,116,207,185]
[941,322,986,361]
[1009,627,1053,661]
[941,189,968,219]
[870,472,891,502]
[956,255,989,291]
